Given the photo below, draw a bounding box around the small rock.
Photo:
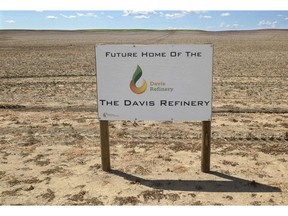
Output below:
[23,185,35,191]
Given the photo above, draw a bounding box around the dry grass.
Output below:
[0,30,287,205]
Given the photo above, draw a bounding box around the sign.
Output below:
[96,44,213,121]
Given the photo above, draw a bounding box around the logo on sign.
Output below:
[129,65,147,94]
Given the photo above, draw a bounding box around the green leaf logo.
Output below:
[129,65,147,94]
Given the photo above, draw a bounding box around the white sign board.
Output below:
[96,44,213,121]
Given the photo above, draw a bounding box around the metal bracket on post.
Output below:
[201,120,211,173]
[100,120,111,171]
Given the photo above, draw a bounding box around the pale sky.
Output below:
[1,1,288,31]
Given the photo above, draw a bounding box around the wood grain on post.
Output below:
[100,120,111,171]
[201,120,211,173]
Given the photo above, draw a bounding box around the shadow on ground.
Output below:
[110,169,281,193]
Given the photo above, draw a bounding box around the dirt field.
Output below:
[0,30,287,205]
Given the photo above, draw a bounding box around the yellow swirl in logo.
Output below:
[130,65,147,94]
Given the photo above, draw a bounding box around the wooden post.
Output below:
[100,120,111,171]
[201,120,211,173]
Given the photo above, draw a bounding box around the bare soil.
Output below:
[0,30,287,205]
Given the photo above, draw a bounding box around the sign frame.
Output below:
[95,44,213,173]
